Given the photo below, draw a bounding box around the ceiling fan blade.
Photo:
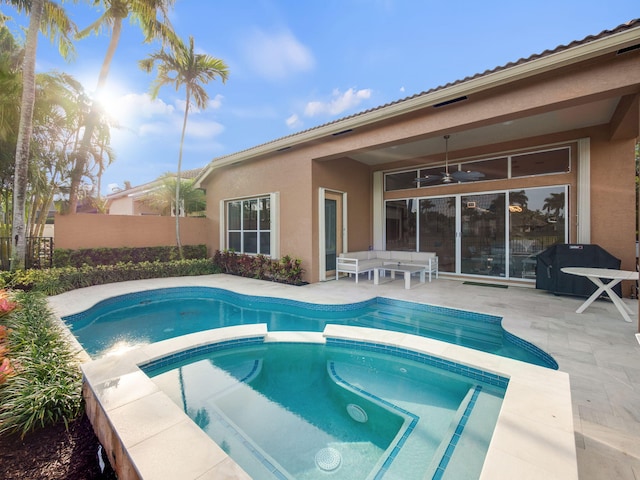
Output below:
[414,175,442,184]
[451,170,485,182]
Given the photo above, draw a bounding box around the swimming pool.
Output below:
[143,340,506,480]
[67,279,577,480]
[63,286,557,369]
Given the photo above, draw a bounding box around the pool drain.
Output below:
[346,403,368,423]
[315,447,342,472]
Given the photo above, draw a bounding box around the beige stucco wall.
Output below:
[107,197,134,215]
[198,47,639,288]
[107,196,162,216]
[203,151,314,277]
[589,131,637,273]
[54,214,212,250]
[311,157,373,280]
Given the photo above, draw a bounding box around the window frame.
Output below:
[224,194,273,256]
[385,145,572,191]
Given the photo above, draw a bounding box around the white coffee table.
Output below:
[373,265,427,289]
[560,267,638,323]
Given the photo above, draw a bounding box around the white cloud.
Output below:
[138,121,171,137]
[242,29,314,80]
[304,88,372,117]
[116,93,174,121]
[185,119,224,139]
[286,113,302,129]
[209,94,224,109]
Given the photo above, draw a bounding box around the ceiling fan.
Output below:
[415,135,485,185]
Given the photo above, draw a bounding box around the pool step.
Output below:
[424,386,504,480]
[352,308,504,348]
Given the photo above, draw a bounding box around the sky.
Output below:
[2,1,639,195]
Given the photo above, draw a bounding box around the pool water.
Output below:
[145,342,506,480]
[64,287,557,369]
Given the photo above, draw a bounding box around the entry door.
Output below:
[324,192,343,278]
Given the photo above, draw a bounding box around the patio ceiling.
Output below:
[347,96,620,166]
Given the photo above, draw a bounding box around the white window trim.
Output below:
[219,192,279,258]
[577,138,590,243]
[318,188,347,282]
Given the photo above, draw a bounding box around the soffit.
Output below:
[347,97,620,166]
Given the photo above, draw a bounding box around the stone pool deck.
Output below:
[48,273,640,480]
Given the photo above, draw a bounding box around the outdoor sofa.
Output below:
[336,250,439,283]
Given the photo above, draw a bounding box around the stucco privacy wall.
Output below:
[54,214,212,250]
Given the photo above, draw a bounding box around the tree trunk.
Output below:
[67,19,123,214]
[11,0,44,270]
[175,89,191,260]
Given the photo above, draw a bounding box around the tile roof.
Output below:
[206,18,640,165]
[106,167,204,198]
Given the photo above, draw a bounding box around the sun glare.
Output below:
[93,85,129,124]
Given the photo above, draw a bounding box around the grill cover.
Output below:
[535,244,621,297]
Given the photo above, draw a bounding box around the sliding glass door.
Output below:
[418,197,456,273]
[385,186,567,280]
[460,193,506,277]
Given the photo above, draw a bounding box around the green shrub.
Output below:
[5,258,221,295]
[0,292,83,437]
[53,245,208,268]
[212,250,305,285]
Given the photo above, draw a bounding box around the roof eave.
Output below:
[194,25,640,188]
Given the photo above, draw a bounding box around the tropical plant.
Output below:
[4,0,76,270]
[139,35,228,258]
[143,175,206,216]
[0,291,82,437]
[67,0,179,215]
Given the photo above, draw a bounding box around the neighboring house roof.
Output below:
[106,167,204,201]
[194,18,640,187]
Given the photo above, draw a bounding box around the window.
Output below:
[384,145,571,189]
[227,196,271,255]
[385,200,416,250]
[385,170,419,191]
[385,185,567,280]
[511,148,570,177]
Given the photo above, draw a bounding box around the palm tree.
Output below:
[543,192,565,218]
[68,0,179,215]
[4,0,75,269]
[10,0,44,270]
[139,36,228,258]
[143,176,206,216]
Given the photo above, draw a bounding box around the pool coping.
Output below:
[80,323,577,480]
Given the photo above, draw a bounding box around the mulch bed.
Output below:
[0,414,117,480]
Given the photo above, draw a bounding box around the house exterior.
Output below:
[106,168,203,216]
[194,20,640,291]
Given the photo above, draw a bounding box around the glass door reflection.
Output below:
[461,193,506,277]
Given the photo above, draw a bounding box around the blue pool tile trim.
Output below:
[326,338,510,389]
[203,405,289,480]
[432,386,483,480]
[63,286,557,369]
[139,336,265,373]
[63,286,501,324]
[503,330,558,370]
[328,361,419,479]
[141,337,504,480]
